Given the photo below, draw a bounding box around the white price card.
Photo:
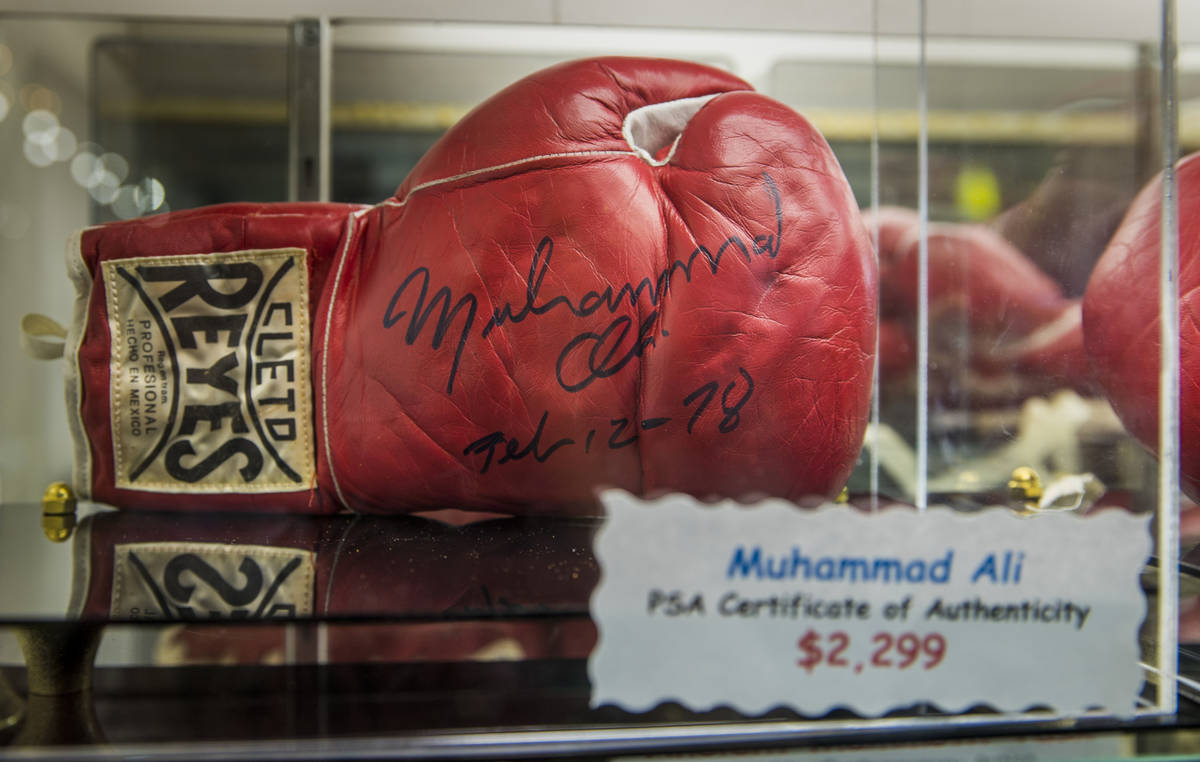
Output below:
[589,491,1151,717]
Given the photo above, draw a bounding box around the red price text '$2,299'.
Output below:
[796,630,946,673]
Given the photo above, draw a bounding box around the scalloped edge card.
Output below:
[588,490,1151,717]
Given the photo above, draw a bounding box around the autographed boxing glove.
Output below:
[1082,153,1200,501]
[66,57,876,514]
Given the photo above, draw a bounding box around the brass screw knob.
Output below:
[41,482,76,543]
[1007,467,1043,510]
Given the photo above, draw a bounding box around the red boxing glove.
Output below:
[66,57,876,514]
[1082,152,1200,501]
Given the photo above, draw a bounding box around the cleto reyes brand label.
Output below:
[102,248,314,493]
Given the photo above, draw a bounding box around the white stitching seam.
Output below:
[380,150,639,210]
[321,209,370,511]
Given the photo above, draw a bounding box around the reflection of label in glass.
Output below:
[111,542,315,620]
[102,249,313,492]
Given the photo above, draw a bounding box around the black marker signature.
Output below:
[381,173,783,395]
[555,311,659,392]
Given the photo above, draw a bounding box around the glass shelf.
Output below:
[0,499,1198,757]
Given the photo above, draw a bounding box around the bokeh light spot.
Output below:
[19,84,61,115]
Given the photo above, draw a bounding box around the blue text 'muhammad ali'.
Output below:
[727,546,954,584]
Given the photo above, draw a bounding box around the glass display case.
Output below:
[0,1,1197,758]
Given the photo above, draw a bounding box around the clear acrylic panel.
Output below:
[0,14,292,675]
[915,19,1157,513]
[89,22,291,215]
[913,0,1178,711]
[0,17,292,505]
[0,2,1192,755]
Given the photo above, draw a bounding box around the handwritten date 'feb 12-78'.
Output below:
[463,368,754,474]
